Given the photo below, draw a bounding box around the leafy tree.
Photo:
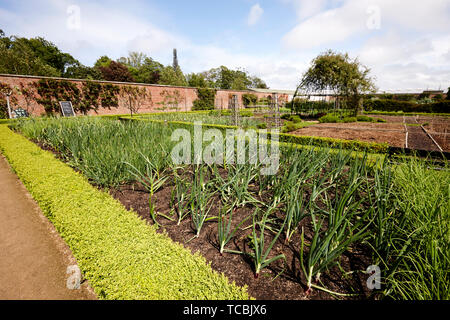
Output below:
[446,87,450,100]
[192,88,216,110]
[24,37,78,74]
[159,65,187,86]
[186,73,208,88]
[249,76,268,89]
[98,61,135,82]
[119,85,150,116]
[64,62,102,80]
[299,50,376,115]
[94,56,112,69]
[242,93,258,107]
[202,66,262,90]
[118,51,146,69]
[0,36,60,76]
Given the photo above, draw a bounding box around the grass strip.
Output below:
[0,124,249,300]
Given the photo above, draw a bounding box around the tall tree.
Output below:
[98,61,135,82]
[159,65,187,86]
[299,50,376,115]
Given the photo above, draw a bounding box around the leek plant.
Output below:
[248,208,286,278]
[125,153,168,228]
[300,178,371,295]
[217,205,250,255]
[189,165,214,238]
[171,175,191,225]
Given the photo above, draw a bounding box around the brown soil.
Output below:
[108,180,374,301]
[291,123,406,148]
[290,115,450,152]
[0,155,97,300]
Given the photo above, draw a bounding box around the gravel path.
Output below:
[0,155,96,300]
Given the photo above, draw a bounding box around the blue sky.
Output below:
[1,0,450,92]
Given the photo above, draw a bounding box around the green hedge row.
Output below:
[0,125,249,300]
[363,110,450,117]
[121,116,389,154]
[364,99,450,113]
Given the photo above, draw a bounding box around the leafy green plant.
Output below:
[171,174,191,225]
[248,208,286,278]
[300,178,371,295]
[125,153,168,228]
[318,114,340,123]
[217,205,250,255]
[189,165,214,238]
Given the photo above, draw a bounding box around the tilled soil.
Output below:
[290,115,450,152]
[109,181,374,300]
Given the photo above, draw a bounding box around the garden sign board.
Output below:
[59,101,75,117]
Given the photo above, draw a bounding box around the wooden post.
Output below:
[6,92,12,119]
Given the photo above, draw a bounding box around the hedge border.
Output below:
[0,125,249,300]
[121,116,389,154]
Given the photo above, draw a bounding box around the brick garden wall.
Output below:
[0,74,288,116]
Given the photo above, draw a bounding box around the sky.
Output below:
[1,0,450,92]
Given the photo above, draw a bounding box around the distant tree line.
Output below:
[0,30,268,90]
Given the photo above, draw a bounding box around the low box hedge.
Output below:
[0,125,249,300]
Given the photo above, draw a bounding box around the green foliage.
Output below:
[98,61,135,82]
[119,85,150,116]
[239,110,254,117]
[192,88,216,110]
[298,50,376,115]
[242,93,258,107]
[36,79,81,114]
[159,65,187,86]
[0,125,249,299]
[342,116,356,123]
[319,114,340,123]
[201,66,266,90]
[356,115,372,122]
[186,73,209,88]
[79,81,120,114]
[118,52,164,84]
[0,36,60,77]
[364,99,450,113]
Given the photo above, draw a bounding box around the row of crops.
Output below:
[12,117,449,299]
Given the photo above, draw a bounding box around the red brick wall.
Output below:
[0,74,286,116]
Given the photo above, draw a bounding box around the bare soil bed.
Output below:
[291,115,450,152]
[291,122,406,148]
[108,180,373,301]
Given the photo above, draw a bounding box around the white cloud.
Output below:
[247,4,264,26]
[1,0,449,91]
[281,0,329,20]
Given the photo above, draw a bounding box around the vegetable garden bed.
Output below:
[7,117,450,300]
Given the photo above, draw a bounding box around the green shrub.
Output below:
[364,99,450,113]
[256,122,267,129]
[242,93,258,107]
[319,114,340,123]
[192,88,216,110]
[342,116,357,123]
[356,115,374,122]
[376,118,386,123]
[290,115,302,123]
[0,125,249,300]
[239,110,254,117]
